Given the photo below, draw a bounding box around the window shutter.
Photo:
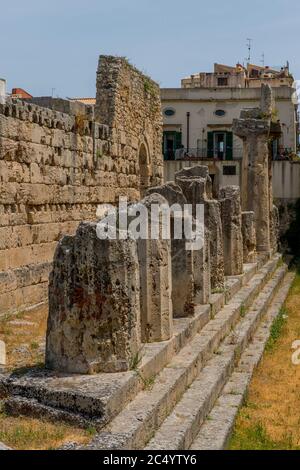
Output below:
[207,132,214,158]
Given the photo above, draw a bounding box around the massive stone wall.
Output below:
[0,56,163,317]
[95,55,163,195]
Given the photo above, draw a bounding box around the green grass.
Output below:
[240,304,247,318]
[265,307,288,352]
[229,422,297,450]
[130,350,143,371]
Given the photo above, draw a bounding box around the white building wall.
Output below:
[161,86,297,153]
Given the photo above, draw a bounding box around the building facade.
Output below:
[161,63,298,162]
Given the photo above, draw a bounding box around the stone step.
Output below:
[144,263,287,450]
[190,271,295,450]
[70,255,281,449]
[0,256,269,428]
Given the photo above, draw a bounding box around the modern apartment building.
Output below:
[161,63,298,162]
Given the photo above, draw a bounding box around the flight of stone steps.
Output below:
[0,253,293,450]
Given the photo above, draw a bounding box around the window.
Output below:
[164,108,176,117]
[223,165,236,176]
[217,77,228,86]
[215,109,226,117]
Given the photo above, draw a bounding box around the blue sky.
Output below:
[1,0,299,97]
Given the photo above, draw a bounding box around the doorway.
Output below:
[214,132,226,160]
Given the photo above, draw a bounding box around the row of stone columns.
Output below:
[46,163,258,375]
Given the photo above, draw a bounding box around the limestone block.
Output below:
[175,165,212,213]
[46,222,141,374]
[146,182,187,207]
[137,194,173,342]
[260,83,273,117]
[146,184,194,317]
[219,186,243,276]
[270,204,279,254]
[241,212,257,263]
[193,228,211,305]
[0,340,6,365]
[175,166,224,290]
[206,199,225,290]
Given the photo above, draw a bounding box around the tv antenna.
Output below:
[246,38,253,64]
[260,52,265,67]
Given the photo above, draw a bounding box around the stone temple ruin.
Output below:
[0,60,294,450]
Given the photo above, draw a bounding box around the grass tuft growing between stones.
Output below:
[266,307,288,352]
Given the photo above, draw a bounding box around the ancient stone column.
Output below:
[193,228,211,305]
[174,166,213,213]
[136,194,173,342]
[46,222,141,374]
[219,186,243,276]
[270,204,280,254]
[233,85,273,253]
[146,183,194,317]
[175,166,224,290]
[241,211,257,263]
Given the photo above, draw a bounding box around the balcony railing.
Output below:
[163,148,243,161]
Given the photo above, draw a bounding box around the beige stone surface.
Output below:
[219,186,243,276]
[0,55,164,317]
[0,339,6,365]
[46,222,141,374]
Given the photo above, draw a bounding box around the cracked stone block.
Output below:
[46,222,141,374]
[219,186,243,276]
[137,194,173,342]
[146,183,194,317]
[175,166,224,290]
[193,228,211,305]
[242,211,257,263]
[270,204,279,254]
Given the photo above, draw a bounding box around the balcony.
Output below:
[163,148,243,161]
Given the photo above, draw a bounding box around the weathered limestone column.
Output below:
[219,186,243,276]
[270,204,280,254]
[46,222,141,374]
[193,228,211,304]
[241,212,257,263]
[233,84,273,253]
[146,183,194,317]
[137,194,173,342]
[175,166,224,290]
[174,166,213,211]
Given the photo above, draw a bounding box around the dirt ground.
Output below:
[0,304,94,450]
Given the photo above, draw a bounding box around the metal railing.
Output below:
[163,148,243,161]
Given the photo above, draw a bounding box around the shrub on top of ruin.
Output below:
[143,77,157,98]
